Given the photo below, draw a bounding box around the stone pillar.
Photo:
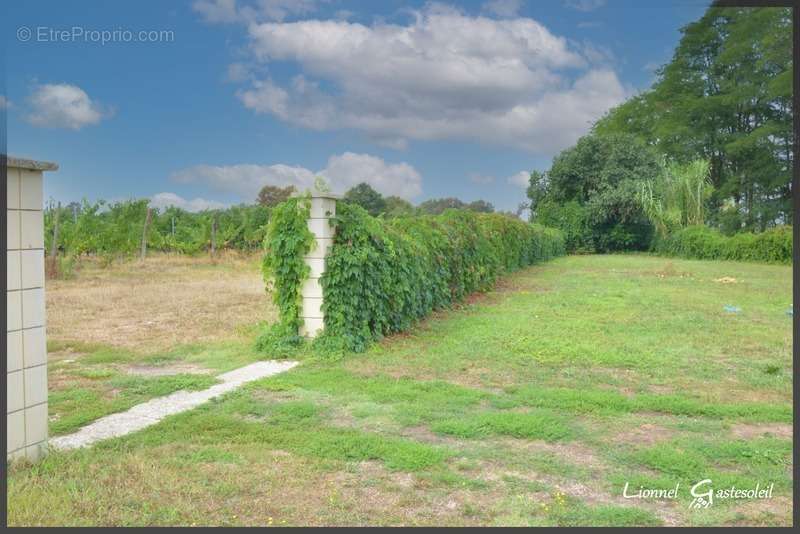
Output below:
[7,157,58,462]
[299,193,339,338]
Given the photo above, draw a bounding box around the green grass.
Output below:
[9,255,792,526]
[48,374,219,435]
[46,334,270,435]
[431,410,574,441]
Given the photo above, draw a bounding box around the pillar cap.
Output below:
[310,191,342,200]
[292,190,343,200]
[6,156,59,171]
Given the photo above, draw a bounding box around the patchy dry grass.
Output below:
[8,254,793,526]
[46,252,273,353]
[43,252,276,435]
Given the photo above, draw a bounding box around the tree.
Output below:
[257,185,295,207]
[530,132,661,252]
[525,170,548,219]
[594,6,792,230]
[384,196,415,217]
[418,197,465,215]
[466,200,495,213]
[343,183,386,216]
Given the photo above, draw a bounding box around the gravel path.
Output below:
[49,360,299,450]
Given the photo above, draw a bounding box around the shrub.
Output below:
[318,205,565,351]
[655,225,791,264]
[529,132,660,253]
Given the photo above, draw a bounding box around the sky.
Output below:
[3,0,711,213]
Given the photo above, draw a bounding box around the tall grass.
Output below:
[640,159,712,238]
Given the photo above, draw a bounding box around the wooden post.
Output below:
[210,214,217,257]
[47,202,61,278]
[140,207,152,260]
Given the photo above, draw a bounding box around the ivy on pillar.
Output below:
[299,192,340,337]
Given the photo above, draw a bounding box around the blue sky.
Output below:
[3,0,710,213]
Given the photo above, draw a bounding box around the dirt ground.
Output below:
[45,252,275,353]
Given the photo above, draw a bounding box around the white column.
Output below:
[299,193,339,338]
[7,157,57,462]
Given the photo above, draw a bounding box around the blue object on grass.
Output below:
[786,308,793,316]
[723,305,741,313]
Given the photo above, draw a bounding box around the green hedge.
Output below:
[319,205,565,351]
[655,225,792,264]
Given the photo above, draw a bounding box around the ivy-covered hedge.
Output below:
[655,225,792,264]
[319,205,565,351]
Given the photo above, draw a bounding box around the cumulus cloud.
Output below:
[507,171,530,188]
[170,152,422,201]
[564,0,606,12]
[235,5,626,155]
[26,84,110,130]
[320,152,422,198]
[150,192,226,212]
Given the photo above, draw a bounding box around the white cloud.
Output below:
[564,0,606,12]
[170,152,422,201]
[319,152,422,198]
[482,0,522,18]
[507,170,530,188]
[235,5,626,156]
[0,95,10,109]
[171,162,315,200]
[26,84,109,130]
[193,0,319,24]
[150,192,226,212]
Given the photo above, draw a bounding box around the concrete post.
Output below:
[7,156,58,462]
[299,192,339,338]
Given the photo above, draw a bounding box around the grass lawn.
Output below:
[7,254,792,526]
[43,253,274,435]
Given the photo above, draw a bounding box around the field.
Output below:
[7,253,793,526]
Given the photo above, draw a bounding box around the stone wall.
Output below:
[7,158,57,461]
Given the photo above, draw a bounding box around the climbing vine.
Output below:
[258,195,315,351]
[318,204,565,352]
[257,198,565,356]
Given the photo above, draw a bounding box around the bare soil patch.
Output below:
[730,422,792,440]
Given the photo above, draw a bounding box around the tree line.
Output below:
[524,5,792,253]
[44,183,501,270]
[257,181,501,217]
